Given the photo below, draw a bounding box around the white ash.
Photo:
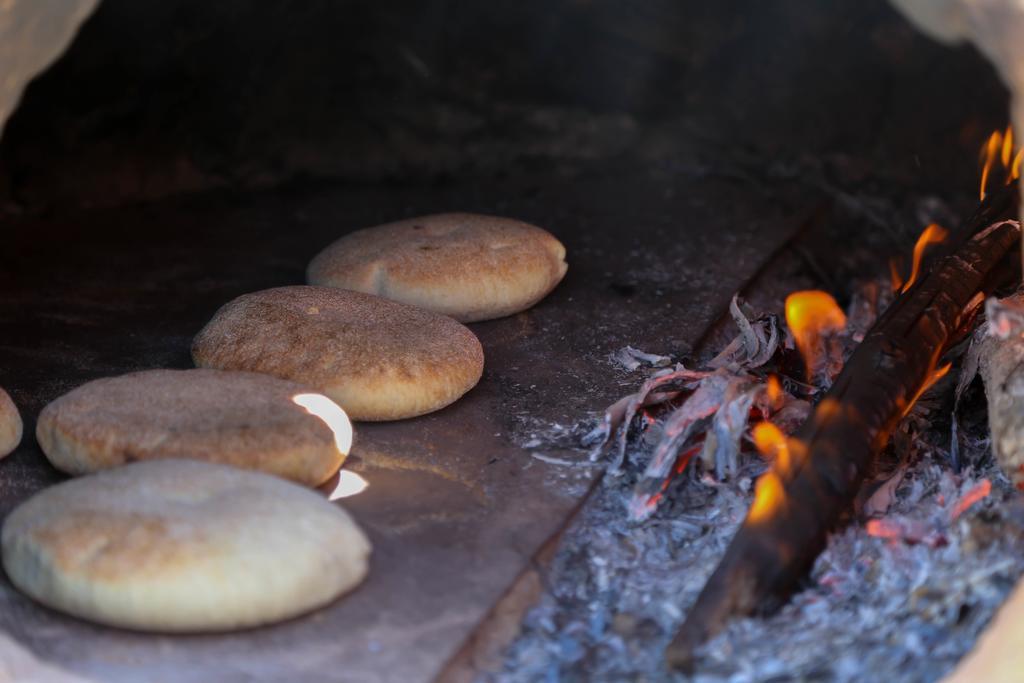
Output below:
[490,285,1021,681]
[529,452,602,469]
[611,346,674,372]
[513,417,587,451]
[489,385,1024,682]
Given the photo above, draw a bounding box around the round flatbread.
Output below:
[192,286,484,421]
[2,459,371,632]
[306,212,568,322]
[0,388,22,458]
[36,369,350,486]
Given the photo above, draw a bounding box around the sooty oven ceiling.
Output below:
[0,1,1012,682]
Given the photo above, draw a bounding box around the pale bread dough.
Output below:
[2,460,371,632]
[307,212,567,322]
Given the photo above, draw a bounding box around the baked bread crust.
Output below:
[307,213,567,322]
[0,387,22,458]
[37,368,347,486]
[192,286,484,421]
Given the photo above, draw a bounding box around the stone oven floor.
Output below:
[0,164,805,682]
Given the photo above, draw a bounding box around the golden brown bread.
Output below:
[192,286,484,421]
[36,368,349,486]
[0,387,21,458]
[1,459,371,632]
[306,212,568,322]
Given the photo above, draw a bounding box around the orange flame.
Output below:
[785,291,847,378]
[899,223,948,294]
[899,359,952,419]
[923,361,952,392]
[748,423,810,524]
[981,130,1003,199]
[889,258,903,294]
[752,422,790,471]
[748,471,785,524]
[765,375,783,410]
[980,125,1022,199]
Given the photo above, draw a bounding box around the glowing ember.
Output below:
[292,393,354,457]
[900,223,948,294]
[785,290,847,379]
[748,471,785,524]
[675,444,702,474]
[866,517,944,547]
[641,408,657,427]
[951,479,991,520]
[980,125,1022,199]
[865,518,901,540]
[328,470,369,500]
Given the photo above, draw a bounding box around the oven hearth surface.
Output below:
[0,165,805,682]
[0,1,1020,680]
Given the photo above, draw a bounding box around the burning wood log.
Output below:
[666,203,1022,669]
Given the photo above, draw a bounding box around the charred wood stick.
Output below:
[949,182,1020,252]
[666,211,1022,670]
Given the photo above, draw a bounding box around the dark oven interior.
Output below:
[0,2,1018,682]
